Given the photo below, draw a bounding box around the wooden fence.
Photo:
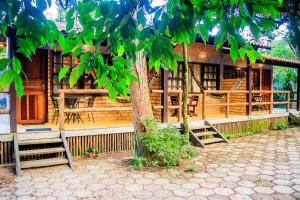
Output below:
[58,89,132,131]
[0,131,135,167]
[151,89,182,121]
[202,90,290,120]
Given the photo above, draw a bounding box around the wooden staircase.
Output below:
[189,121,228,148]
[14,132,73,176]
[289,112,300,126]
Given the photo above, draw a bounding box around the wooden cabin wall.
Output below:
[47,52,133,125]
[220,78,247,115]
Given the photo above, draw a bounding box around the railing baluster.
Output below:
[59,91,65,131]
[226,92,230,118]
[202,91,206,120]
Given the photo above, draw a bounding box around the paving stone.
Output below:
[253,186,274,194]
[153,190,173,198]
[234,186,255,195]
[194,188,214,196]
[214,188,234,196]
[230,194,252,200]
[125,184,143,192]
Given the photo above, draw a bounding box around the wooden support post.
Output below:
[7,29,17,133]
[162,69,168,123]
[59,92,65,131]
[297,68,300,111]
[202,91,206,120]
[178,92,182,122]
[13,133,20,176]
[226,92,230,118]
[269,91,273,114]
[287,92,290,113]
[246,61,253,116]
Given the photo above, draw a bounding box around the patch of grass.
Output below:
[184,165,198,173]
[271,118,288,130]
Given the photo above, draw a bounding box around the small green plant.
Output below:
[130,156,148,170]
[83,147,98,158]
[185,165,198,173]
[133,118,197,169]
[271,118,288,130]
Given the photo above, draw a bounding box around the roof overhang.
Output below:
[258,55,300,68]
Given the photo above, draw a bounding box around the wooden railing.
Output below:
[202,90,290,120]
[58,89,131,131]
[0,89,9,114]
[151,89,183,122]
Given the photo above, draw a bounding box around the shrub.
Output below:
[132,118,197,168]
[184,165,198,173]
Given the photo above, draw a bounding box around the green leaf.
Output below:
[66,20,75,32]
[228,36,238,63]
[72,46,83,59]
[0,59,10,71]
[66,8,75,20]
[58,66,70,81]
[118,45,124,56]
[36,0,47,11]
[230,0,239,6]
[0,70,15,89]
[198,24,208,43]
[13,58,22,73]
[250,23,260,40]
[278,0,283,5]
[14,73,24,98]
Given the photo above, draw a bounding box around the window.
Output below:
[51,52,96,96]
[168,63,183,90]
[252,69,260,90]
[202,64,219,90]
[224,66,245,79]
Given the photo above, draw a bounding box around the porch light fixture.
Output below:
[258,63,264,68]
[199,51,207,58]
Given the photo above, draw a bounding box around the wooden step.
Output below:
[201,137,224,145]
[20,158,69,169]
[18,138,63,145]
[19,148,65,156]
[194,131,217,137]
[190,125,211,130]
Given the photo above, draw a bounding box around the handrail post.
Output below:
[202,91,206,120]
[59,91,65,131]
[226,92,230,118]
[287,91,290,113]
[269,90,273,114]
[178,91,182,122]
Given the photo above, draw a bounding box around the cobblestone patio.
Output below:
[1,127,300,200]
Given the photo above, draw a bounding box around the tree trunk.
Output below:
[182,43,189,135]
[130,49,154,155]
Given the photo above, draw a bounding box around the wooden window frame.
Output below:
[51,51,96,97]
[201,63,220,90]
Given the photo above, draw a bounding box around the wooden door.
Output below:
[16,49,48,124]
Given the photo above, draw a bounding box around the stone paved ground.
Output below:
[1,127,300,200]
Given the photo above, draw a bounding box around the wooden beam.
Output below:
[246,61,253,116]
[162,69,168,123]
[7,29,17,133]
[297,68,300,111]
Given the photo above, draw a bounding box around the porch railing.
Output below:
[58,89,131,131]
[202,90,290,120]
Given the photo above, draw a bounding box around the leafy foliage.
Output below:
[0,0,64,97]
[134,118,198,168]
[0,0,283,100]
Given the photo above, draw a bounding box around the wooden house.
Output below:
[0,37,300,171]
